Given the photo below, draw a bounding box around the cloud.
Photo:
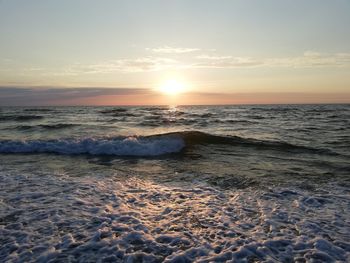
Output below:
[195,55,233,60]
[147,46,200,54]
[193,56,263,68]
[78,51,350,74]
[266,51,350,68]
[194,51,350,69]
[6,51,349,78]
[0,87,151,106]
[23,67,45,72]
[62,57,184,75]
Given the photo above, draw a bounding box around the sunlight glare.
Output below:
[159,79,186,95]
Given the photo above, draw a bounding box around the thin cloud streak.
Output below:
[0,87,151,106]
[65,51,350,75]
[4,51,349,78]
[194,52,350,69]
[196,55,233,60]
[146,46,200,53]
[61,57,183,75]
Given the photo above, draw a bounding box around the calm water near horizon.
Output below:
[1,104,350,262]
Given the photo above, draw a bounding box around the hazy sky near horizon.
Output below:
[0,0,350,104]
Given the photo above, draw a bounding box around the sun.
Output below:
[159,79,186,95]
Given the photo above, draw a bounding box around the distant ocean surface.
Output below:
[1,105,350,262]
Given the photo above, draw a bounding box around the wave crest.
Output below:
[0,136,185,156]
[0,131,337,156]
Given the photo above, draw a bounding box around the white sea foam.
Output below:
[0,136,185,156]
[0,169,349,262]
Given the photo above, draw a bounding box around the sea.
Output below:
[0,104,349,262]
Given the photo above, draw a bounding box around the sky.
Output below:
[0,0,350,105]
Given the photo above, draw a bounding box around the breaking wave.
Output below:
[0,135,185,156]
[0,131,338,156]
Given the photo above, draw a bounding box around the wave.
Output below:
[99,108,139,118]
[99,108,128,114]
[24,108,54,112]
[0,131,338,156]
[142,106,170,111]
[0,136,185,156]
[13,123,79,130]
[40,123,79,129]
[213,119,256,124]
[187,112,215,118]
[0,115,44,121]
[162,131,339,156]
[139,118,197,127]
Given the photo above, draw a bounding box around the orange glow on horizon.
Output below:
[44,92,350,106]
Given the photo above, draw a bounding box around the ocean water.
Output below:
[0,104,349,262]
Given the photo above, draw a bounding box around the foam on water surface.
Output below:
[1,169,349,262]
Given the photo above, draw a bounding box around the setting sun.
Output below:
[159,79,186,95]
